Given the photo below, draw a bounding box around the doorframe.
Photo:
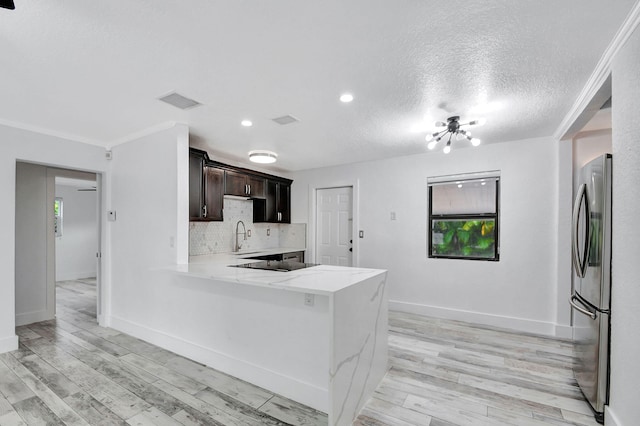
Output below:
[46,167,103,323]
[308,180,360,267]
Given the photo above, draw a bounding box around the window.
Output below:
[54,197,63,237]
[428,172,500,261]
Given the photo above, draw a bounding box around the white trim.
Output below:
[554,2,640,141]
[427,170,500,185]
[605,406,621,426]
[109,315,329,413]
[107,121,181,148]
[0,119,101,146]
[554,324,573,339]
[0,335,19,354]
[15,310,51,327]
[390,300,564,337]
[55,272,97,282]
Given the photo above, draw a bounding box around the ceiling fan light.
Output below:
[425,134,434,142]
[443,145,451,154]
[471,138,481,146]
[249,150,278,164]
[469,118,487,126]
[427,140,438,150]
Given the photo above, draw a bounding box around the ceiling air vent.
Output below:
[158,92,202,110]
[271,115,300,125]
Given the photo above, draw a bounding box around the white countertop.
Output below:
[167,249,386,296]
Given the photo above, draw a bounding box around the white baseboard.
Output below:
[109,315,328,412]
[554,324,573,339]
[390,300,564,337]
[56,271,96,282]
[15,310,52,327]
[605,406,621,426]
[0,335,19,354]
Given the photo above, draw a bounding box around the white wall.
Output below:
[15,163,49,326]
[607,23,640,426]
[55,184,98,281]
[108,124,189,329]
[291,136,569,335]
[0,124,108,353]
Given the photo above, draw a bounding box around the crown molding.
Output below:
[554,1,640,141]
[0,118,101,146]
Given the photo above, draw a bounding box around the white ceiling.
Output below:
[0,1,635,171]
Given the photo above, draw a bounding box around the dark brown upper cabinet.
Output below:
[190,148,291,223]
[224,170,266,198]
[189,149,224,221]
[259,179,291,223]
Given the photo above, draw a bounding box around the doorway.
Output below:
[14,163,102,328]
[315,186,353,266]
[54,176,98,320]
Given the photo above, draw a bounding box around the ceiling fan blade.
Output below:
[0,0,15,10]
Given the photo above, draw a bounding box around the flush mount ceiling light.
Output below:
[241,120,253,127]
[426,116,485,154]
[249,150,277,164]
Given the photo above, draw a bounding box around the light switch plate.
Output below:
[107,210,116,222]
[359,230,364,238]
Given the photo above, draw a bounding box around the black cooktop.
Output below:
[230,260,318,272]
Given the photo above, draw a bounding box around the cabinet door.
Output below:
[189,152,205,219]
[204,166,224,221]
[225,170,248,196]
[265,180,278,222]
[277,183,291,223]
[248,175,265,198]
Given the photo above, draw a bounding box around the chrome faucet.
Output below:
[235,220,246,252]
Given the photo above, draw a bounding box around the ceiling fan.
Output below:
[1,0,15,10]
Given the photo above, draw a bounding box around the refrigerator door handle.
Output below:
[570,293,597,320]
[572,183,591,278]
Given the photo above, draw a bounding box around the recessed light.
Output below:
[249,150,277,164]
[241,120,253,127]
[340,93,354,103]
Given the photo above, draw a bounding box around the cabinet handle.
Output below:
[203,205,207,218]
[247,184,251,195]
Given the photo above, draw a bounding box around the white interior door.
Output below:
[316,186,353,266]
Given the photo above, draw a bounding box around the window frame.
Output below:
[54,197,63,238]
[428,174,500,261]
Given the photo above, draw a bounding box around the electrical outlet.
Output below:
[390,211,396,220]
[169,236,175,248]
[267,228,271,236]
[247,230,251,237]
[359,230,364,238]
[304,293,315,306]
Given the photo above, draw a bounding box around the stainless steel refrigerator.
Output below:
[570,153,612,424]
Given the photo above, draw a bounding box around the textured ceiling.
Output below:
[0,1,635,171]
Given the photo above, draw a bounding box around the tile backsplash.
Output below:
[189,198,306,256]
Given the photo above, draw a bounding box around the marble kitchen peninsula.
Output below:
[162,253,388,426]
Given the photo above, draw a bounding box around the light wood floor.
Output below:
[2,280,599,425]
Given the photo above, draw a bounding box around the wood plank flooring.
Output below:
[354,312,599,426]
[2,279,599,425]
[3,279,327,426]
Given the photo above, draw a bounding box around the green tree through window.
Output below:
[428,173,499,261]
